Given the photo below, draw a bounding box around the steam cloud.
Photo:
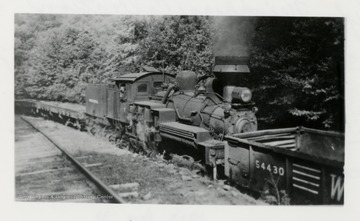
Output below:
[211,16,257,57]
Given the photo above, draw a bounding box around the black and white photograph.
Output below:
[2,0,360,220]
[14,13,344,205]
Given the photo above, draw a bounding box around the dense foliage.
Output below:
[249,17,344,131]
[139,16,214,76]
[15,15,214,103]
[15,15,344,131]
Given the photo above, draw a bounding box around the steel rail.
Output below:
[19,116,126,204]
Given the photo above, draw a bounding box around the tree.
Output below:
[24,24,106,102]
[15,14,62,97]
[139,16,214,76]
[249,17,344,131]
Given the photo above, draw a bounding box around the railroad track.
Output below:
[15,115,264,205]
[17,116,126,203]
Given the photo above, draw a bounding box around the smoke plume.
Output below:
[211,16,257,57]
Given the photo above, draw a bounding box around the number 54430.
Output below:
[255,160,285,176]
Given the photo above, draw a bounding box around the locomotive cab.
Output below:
[85,70,175,125]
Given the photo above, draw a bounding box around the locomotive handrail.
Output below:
[161,83,176,104]
[161,83,193,124]
[166,100,193,124]
[200,91,225,101]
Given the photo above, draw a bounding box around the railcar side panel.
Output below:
[288,159,324,204]
[85,85,108,118]
[249,146,287,192]
[106,88,118,120]
[297,130,344,162]
[225,141,251,187]
[226,140,287,192]
[323,167,344,204]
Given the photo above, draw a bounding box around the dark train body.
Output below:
[84,57,344,205]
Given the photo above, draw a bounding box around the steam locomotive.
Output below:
[86,56,257,161]
[85,56,344,204]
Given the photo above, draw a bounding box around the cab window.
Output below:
[137,82,148,93]
[153,81,163,88]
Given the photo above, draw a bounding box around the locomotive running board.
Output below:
[159,122,212,144]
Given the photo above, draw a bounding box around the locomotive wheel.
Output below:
[129,138,140,153]
[114,122,126,141]
[204,165,214,178]
[128,138,159,157]
[139,140,157,157]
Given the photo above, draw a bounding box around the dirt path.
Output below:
[16,115,264,205]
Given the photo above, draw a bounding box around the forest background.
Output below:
[14,14,344,131]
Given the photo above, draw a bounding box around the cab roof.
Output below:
[111,72,175,83]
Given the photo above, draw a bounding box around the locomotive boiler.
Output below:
[163,69,257,139]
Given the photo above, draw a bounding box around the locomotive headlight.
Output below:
[240,88,252,103]
[231,87,252,103]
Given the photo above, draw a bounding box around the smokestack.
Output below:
[212,56,250,86]
[210,16,257,86]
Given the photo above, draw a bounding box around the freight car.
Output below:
[225,127,344,204]
[84,57,344,204]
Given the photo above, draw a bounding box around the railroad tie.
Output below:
[109,182,140,199]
